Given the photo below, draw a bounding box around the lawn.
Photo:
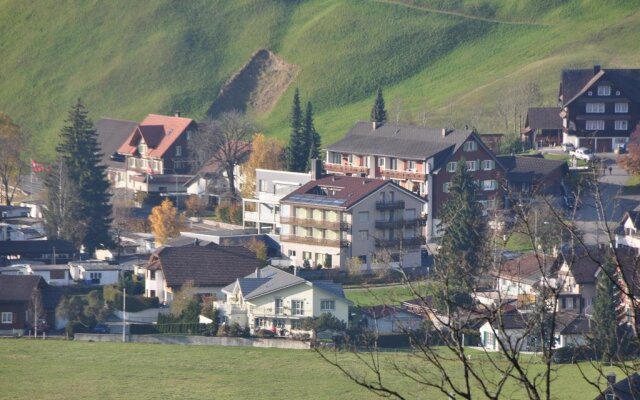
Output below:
[623,174,640,195]
[345,283,427,306]
[505,231,535,252]
[0,339,614,399]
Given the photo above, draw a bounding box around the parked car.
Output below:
[561,143,575,153]
[569,147,595,161]
[93,324,111,334]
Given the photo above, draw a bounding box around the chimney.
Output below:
[594,65,601,75]
[255,267,261,278]
[606,372,616,388]
[441,128,447,137]
[310,159,323,181]
[174,111,181,117]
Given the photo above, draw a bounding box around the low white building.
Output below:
[0,264,72,286]
[69,262,121,286]
[360,305,424,334]
[215,266,351,335]
[615,211,640,252]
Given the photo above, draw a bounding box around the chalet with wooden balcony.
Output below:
[279,174,425,270]
[116,113,197,193]
[521,107,563,149]
[325,121,506,238]
[559,65,640,153]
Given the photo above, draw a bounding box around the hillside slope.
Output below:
[0,0,639,157]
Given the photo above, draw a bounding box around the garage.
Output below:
[596,138,612,153]
[578,138,594,150]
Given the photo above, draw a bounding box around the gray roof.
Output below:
[525,107,563,130]
[71,262,120,271]
[496,155,567,183]
[313,280,347,299]
[95,118,138,169]
[326,121,472,160]
[561,67,640,106]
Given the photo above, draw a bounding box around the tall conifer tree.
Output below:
[590,260,619,362]
[287,88,306,172]
[44,100,112,254]
[304,101,322,171]
[371,87,387,124]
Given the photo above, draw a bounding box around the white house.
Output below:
[615,211,640,252]
[215,266,351,335]
[360,305,424,334]
[69,262,121,286]
[0,264,72,286]
[493,253,547,303]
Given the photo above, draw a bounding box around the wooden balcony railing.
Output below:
[381,169,427,181]
[280,235,350,248]
[280,216,350,231]
[324,163,370,175]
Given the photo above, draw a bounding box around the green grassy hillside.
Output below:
[1,0,639,158]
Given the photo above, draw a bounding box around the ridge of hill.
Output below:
[1,0,639,158]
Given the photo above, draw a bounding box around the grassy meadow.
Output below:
[1,0,640,157]
[0,338,616,399]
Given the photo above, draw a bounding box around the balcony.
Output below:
[325,162,370,175]
[374,236,425,249]
[380,169,427,181]
[280,235,350,248]
[374,217,426,229]
[280,216,350,231]
[375,200,405,210]
[214,301,247,316]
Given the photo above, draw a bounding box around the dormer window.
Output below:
[138,142,147,155]
[463,141,477,152]
[597,85,611,96]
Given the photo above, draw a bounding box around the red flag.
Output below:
[147,165,153,175]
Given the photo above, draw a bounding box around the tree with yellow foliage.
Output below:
[240,133,286,198]
[148,199,183,246]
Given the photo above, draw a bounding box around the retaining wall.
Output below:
[74,333,310,349]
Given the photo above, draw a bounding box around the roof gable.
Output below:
[0,275,43,302]
[525,107,563,131]
[117,114,194,158]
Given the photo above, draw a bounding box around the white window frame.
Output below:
[585,103,605,113]
[466,160,477,171]
[482,180,497,191]
[291,300,304,316]
[597,85,611,96]
[586,120,605,130]
[347,154,353,165]
[291,319,303,330]
[443,182,451,193]
[446,162,457,173]
[275,298,284,315]
[320,300,335,312]
[330,152,341,164]
[482,160,494,171]
[128,158,135,168]
[615,103,629,113]
[408,160,416,171]
[615,120,628,131]
[389,158,398,170]
[1,312,12,324]
[378,157,385,168]
[463,141,477,152]
[363,156,370,168]
[358,230,368,240]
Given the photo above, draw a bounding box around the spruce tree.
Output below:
[436,160,487,296]
[286,88,306,172]
[590,260,619,362]
[44,100,112,254]
[304,101,322,171]
[371,87,387,124]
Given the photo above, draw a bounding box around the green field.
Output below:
[345,283,425,306]
[0,339,616,399]
[1,0,640,158]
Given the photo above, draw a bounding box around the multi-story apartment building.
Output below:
[325,121,505,238]
[116,113,197,193]
[279,174,426,270]
[242,168,311,234]
[559,65,640,152]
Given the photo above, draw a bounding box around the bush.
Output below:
[255,329,276,338]
[229,322,242,337]
[110,292,159,312]
[130,324,159,335]
[217,324,230,337]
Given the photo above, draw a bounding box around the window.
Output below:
[275,298,283,315]
[585,103,605,113]
[128,158,135,168]
[138,142,147,155]
[1,312,12,324]
[363,156,370,168]
[150,290,156,298]
[256,317,268,328]
[291,300,304,316]
[446,162,457,173]
[153,160,159,172]
[258,179,268,192]
[175,145,182,156]
[358,211,369,222]
[378,157,385,168]
[482,180,497,191]
[443,182,451,193]
[586,120,605,130]
[291,319,303,330]
[389,158,398,170]
[463,141,477,152]
[288,249,296,257]
[274,318,285,329]
[330,152,341,164]
[482,160,494,171]
[149,270,156,280]
[50,270,66,280]
[615,120,628,130]
[358,230,369,240]
[321,300,335,312]
[347,154,353,165]
[408,160,416,171]
[466,160,477,171]
[597,85,611,96]
[615,103,629,113]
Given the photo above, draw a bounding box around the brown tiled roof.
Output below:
[0,275,43,302]
[525,107,563,130]
[149,244,262,288]
[496,252,546,280]
[281,175,424,210]
[118,114,194,158]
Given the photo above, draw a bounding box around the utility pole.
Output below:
[122,287,126,342]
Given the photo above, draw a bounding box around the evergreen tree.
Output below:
[44,100,112,254]
[304,101,322,171]
[590,260,619,362]
[371,87,387,124]
[436,160,487,295]
[286,88,307,172]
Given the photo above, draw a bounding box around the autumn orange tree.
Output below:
[240,133,286,198]
[148,198,183,246]
[619,124,640,174]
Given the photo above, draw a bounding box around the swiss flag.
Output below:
[147,166,153,175]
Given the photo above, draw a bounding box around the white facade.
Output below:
[144,268,227,305]
[69,262,120,286]
[0,264,72,286]
[361,309,424,334]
